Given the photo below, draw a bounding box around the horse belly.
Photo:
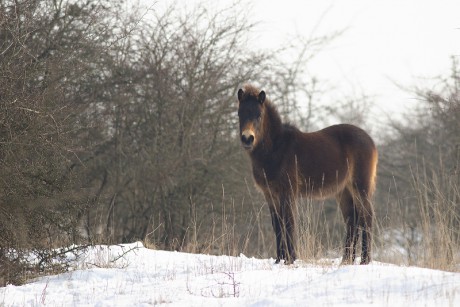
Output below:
[295,151,351,199]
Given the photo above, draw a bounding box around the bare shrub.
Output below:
[376,59,460,271]
[0,0,136,285]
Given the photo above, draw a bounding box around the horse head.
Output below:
[237,88,266,151]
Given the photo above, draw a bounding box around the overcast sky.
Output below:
[149,0,460,125]
[250,0,460,121]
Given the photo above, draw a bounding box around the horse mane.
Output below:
[241,84,261,98]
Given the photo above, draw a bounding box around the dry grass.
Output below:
[4,160,458,287]
[415,166,459,270]
[142,159,459,272]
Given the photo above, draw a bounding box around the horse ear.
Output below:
[258,91,266,104]
[237,89,244,102]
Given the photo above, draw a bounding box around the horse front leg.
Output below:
[280,195,296,265]
[269,205,283,264]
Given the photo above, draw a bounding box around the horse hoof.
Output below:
[284,258,296,265]
[340,258,353,265]
[274,258,281,264]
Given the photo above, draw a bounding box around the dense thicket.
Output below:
[0,0,130,284]
[0,0,314,285]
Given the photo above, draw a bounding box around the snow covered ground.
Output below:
[1,242,459,306]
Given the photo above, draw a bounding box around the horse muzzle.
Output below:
[241,129,255,150]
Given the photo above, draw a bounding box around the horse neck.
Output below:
[256,102,283,155]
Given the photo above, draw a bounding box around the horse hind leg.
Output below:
[353,177,375,265]
[338,188,360,265]
[358,195,374,265]
[356,148,377,265]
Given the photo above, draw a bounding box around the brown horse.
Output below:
[237,85,378,265]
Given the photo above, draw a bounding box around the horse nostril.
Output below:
[241,134,254,145]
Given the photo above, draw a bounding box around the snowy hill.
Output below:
[1,242,459,306]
